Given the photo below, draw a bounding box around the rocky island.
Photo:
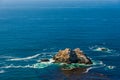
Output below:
[53,48,92,64]
[38,48,93,71]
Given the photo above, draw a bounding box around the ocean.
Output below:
[0,8,120,80]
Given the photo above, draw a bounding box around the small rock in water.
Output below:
[40,59,50,62]
[107,66,115,69]
[98,47,108,52]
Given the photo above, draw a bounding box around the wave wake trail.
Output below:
[8,54,41,61]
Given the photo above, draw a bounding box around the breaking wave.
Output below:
[7,54,41,61]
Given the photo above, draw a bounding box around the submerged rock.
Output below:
[53,48,92,64]
[62,67,87,76]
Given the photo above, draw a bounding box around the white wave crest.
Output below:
[0,64,33,69]
[0,70,5,73]
[84,67,93,73]
[7,54,41,61]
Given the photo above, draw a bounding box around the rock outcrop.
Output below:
[53,48,92,64]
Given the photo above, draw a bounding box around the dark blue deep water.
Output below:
[0,8,120,80]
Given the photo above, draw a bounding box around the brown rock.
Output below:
[53,48,92,64]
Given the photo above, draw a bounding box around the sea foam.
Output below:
[33,59,54,68]
[7,54,41,61]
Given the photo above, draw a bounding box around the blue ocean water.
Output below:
[0,8,120,80]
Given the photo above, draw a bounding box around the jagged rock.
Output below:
[53,48,92,64]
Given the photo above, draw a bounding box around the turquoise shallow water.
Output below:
[0,8,120,80]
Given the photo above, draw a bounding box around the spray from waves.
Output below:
[7,54,41,61]
[0,70,5,74]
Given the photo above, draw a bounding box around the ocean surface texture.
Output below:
[0,8,120,80]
